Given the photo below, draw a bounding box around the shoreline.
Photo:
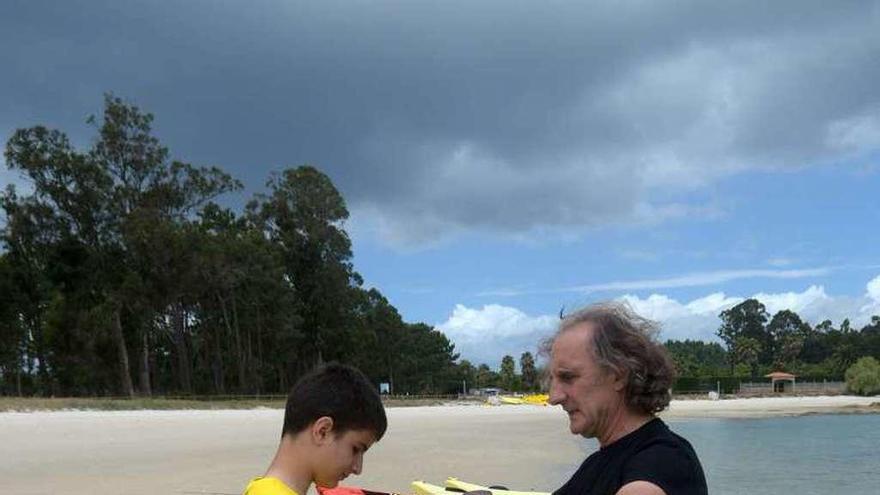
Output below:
[662,394,880,418]
[1,394,878,418]
[2,397,878,495]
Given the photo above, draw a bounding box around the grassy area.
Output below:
[0,396,285,412]
[0,395,485,412]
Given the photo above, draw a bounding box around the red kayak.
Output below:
[318,486,401,495]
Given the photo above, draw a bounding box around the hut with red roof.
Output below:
[765,371,796,393]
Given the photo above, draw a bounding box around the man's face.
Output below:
[548,323,623,438]
[314,428,376,488]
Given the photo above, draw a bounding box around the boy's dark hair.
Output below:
[282,362,387,440]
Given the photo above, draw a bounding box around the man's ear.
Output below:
[311,416,335,444]
[611,369,628,392]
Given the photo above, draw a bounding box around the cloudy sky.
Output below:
[3,1,880,367]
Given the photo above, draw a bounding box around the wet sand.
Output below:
[2,396,877,495]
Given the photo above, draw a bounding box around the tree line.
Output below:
[0,95,463,397]
[665,299,880,380]
[483,300,880,394]
[3,97,879,398]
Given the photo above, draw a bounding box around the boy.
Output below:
[244,363,388,495]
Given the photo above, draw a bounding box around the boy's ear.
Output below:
[311,416,335,444]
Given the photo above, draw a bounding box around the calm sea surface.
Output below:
[664,414,880,494]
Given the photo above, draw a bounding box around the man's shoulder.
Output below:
[622,439,707,495]
[243,477,300,495]
[630,420,696,454]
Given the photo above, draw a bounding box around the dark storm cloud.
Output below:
[2,0,879,244]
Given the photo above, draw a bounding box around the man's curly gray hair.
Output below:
[545,301,675,415]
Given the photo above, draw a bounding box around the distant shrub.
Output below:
[845,357,880,396]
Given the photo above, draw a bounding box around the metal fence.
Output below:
[738,380,846,396]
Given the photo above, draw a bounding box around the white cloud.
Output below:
[620,293,691,321]
[565,267,830,294]
[478,267,832,299]
[443,275,880,366]
[436,304,558,368]
[621,280,880,342]
[767,258,795,267]
[439,304,555,342]
[861,274,880,314]
[826,112,880,152]
[618,292,743,341]
[685,292,744,315]
[626,291,744,322]
[752,285,830,315]
[867,275,880,302]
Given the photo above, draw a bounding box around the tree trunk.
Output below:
[211,323,225,394]
[15,357,22,397]
[389,363,394,395]
[231,292,246,393]
[172,303,192,394]
[29,315,50,396]
[255,304,264,394]
[149,338,158,395]
[15,338,23,396]
[110,307,135,398]
[277,364,287,393]
[138,329,152,396]
[218,292,246,393]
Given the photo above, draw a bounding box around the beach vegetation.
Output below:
[520,352,538,391]
[845,357,880,396]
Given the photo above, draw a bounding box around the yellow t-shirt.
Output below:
[243,477,299,495]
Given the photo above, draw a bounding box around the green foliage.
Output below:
[1,95,471,397]
[672,376,741,395]
[255,165,358,370]
[665,339,727,376]
[766,310,808,369]
[845,357,880,396]
[475,363,498,388]
[519,352,537,391]
[499,355,516,391]
[717,299,768,373]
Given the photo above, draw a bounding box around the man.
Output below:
[547,302,707,495]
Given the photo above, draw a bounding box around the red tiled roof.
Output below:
[764,371,796,379]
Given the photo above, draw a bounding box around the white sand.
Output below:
[663,395,879,418]
[1,396,877,495]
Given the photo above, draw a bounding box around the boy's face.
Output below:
[314,428,377,488]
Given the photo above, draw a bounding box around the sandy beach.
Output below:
[1,396,877,495]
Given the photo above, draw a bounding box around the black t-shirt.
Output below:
[554,418,707,495]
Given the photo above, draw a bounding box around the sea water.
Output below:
[667,414,880,494]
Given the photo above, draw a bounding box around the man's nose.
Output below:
[548,380,564,405]
[352,454,363,475]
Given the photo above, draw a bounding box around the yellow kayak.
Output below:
[498,396,525,405]
[412,481,450,495]
[444,477,550,495]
